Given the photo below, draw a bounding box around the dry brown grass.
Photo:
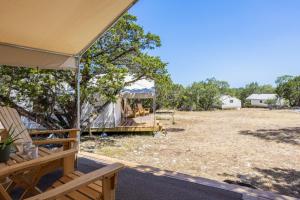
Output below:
[81,108,300,198]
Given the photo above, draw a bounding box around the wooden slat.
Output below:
[67,173,102,192]
[5,159,17,166]
[9,107,31,143]
[33,138,76,145]
[0,106,32,144]
[16,153,31,161]
[9,153,25,163]
[86,125,161,133]
[59,175,100,199]
[52,180,90,200]
[0,184,12,200]
[57,196,73,200]
[29,129,80,135]
[46,185,73,200]
[72,171,102,187]
[0,149,77,178]
[0,107,17,141]
[38,149,49,157]
[39,147,53,155]
[4,107,27,143]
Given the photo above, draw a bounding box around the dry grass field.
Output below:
[81,109,300,198]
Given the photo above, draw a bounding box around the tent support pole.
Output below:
[76,56,81,152]
[153,90,156,131]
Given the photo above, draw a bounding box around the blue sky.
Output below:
[129,0,300,87]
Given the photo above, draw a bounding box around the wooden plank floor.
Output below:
[87,115,163,133]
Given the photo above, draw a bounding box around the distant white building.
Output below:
[219,95,241,110]
[246,94,283,108]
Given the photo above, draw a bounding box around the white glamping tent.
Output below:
[82,76,155,129]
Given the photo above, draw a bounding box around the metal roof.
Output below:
[246,94,277,100]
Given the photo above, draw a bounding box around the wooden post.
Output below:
[172,109,175,125]
[63,154,75,175]
[69,129,78,169]
[103,175,117,200]
[88,116,92,137]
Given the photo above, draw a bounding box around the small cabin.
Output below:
[219,95,241,110]
[246,94,283,108]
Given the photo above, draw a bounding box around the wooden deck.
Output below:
[86,114,163,133]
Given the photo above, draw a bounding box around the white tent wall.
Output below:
[81,98,122,129]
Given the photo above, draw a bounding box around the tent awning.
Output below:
[0,0,136,69]
[121,76,155,99]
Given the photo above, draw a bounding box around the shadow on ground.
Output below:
[222,167,300,198]
[11,157,242,200]
[239,127,300,145]
[165,128,185,132]
[77,157,242,200]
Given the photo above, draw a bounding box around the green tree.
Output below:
[275,75,300,106]
[0,14,168,129]
[275,75,293,98]
[188,79,221,111]
[156,77,185,109]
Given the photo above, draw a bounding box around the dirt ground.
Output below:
[81,109,300,198]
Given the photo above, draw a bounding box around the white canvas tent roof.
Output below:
[0,0,136,69]
[121,76,155,99]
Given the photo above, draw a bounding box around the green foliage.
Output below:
[157,78,227,111]
[0,13,168,129]
[275,75,300,106]
[0,124,25,150]
[156,78,278,111]
[265,98,277,106]
[188,79,221,111]
[156,76,185,109]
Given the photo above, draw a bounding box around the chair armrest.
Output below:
[33,138,77,145]
[24,163,124,200]
[0,149,77,178]
[29,129,79,136]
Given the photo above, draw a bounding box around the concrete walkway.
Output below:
[77,157,242,200]
[11,154,296,200]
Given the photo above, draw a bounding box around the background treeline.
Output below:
[156,75,300,111]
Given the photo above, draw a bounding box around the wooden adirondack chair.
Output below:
[125,104,139,118]
[0,106,78,152]
[0,149,123,200]
[137,103,150,116]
